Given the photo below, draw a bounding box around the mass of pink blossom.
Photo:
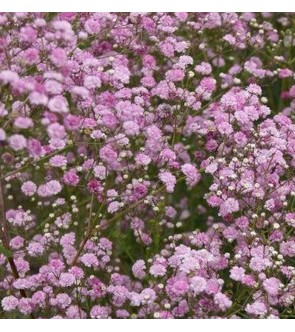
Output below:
[0,12,295,319]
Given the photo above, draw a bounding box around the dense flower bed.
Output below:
[1,12,295,319]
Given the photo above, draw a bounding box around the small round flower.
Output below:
[135,153,151,166]
[84,75,101,89]
[263,277,280,296]
[181,163,201,186]
[27,242,45,257]
[214,293,232,311]
[159,171,176,193]
[245,301,268,317]
[219,198,239,217]
[190,276,207,295]
[230,266,246,281]
[93,165,106,180]
[0,128,6,141]
[132,260,146,279]
[150,263,167,277]
[46,180,62,195]
[59,273,76,287]
[18,298,33,315]
[9,236,24,249]
[55,293,72,309]
[90,305,110,319]
[8,134,27,151]
[166,277,189,298]
[63,170,80,186]
[49,155,67,168]
[80,253,99,268]
[107,201,120,214]
[99,146,118,164]
[1,296,19,311]
[21,181,37,196]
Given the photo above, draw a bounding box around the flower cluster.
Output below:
[0,12,295,319]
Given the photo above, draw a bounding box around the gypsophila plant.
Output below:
[0,12,295,319]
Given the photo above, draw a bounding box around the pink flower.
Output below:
[49,155,67,167]
[55,293,71,309]
[59,273,76,287]
[0,128,6,141]
[250,256,272,272]
[50,48,67,67]
[48,96,69,114]
[44,80,63,95]
[181,163,201,186]
[159,171,176,193]
[81,253,99,268]
[21,181,37,196]
[166,277,189,298]
[8,134,27,151]
[132,260,146,279]
[90,305,110,319]
[195,62,212,75]
[99,146,118,164]
[230,266,246,281]
[219,198,239,217]
[150,263,167,277]
[165,69,185,82]
[245,301,267,317]
[135,153,151,166]
[107,201,120,214]
[46,180,62,195]
[84,76,101,89]
[63,170,80,186]
[123,121,140,136]
[214,293,232,311]
[263,277,280,296]
[2,296,19,311]
[190,276,207,295]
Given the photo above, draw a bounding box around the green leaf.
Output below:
[0,244,12,258]
[45,13,58,21]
